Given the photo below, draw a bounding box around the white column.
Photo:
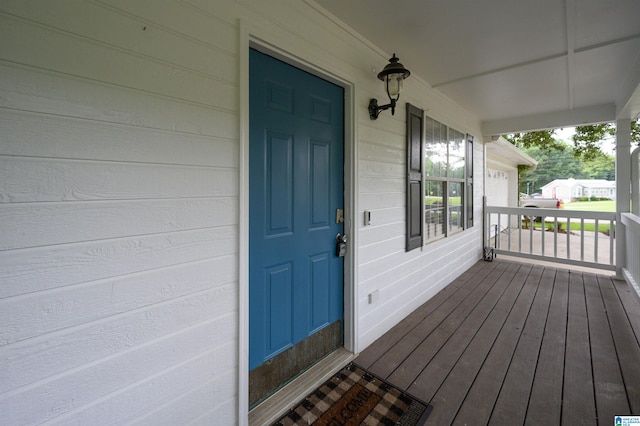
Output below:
[616,118,631,277]
[632,147,640,216]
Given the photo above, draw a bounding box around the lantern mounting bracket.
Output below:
[368,98,396,120]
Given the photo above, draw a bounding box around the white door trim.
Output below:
[238,20,358,425]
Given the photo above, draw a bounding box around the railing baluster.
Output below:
[497,214,502,250]
[594,219,599,263]
[529,217,533,254]
[541,217,545,256]
[566,217,571,260]
[518,215,522,253]
[580,218,585,261]
[554,217,558,258]
[610,219,615,265]
[507,214,512,250]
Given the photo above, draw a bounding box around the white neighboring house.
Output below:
[541,179,616,202]
[485,137,537,237]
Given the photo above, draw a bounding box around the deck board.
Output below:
[562,271,597,425]
[489,267,556,425]
[355,262,493,370]
[584,273,630,422]
[614,277,640,347]
[387,262,516,390]
[525,268,568,425]
[452,265,543,426]
[598,275,640,413]
[355,259,640,425]
[423,263,532,426]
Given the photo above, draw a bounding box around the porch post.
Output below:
[633,147,640,216]
[615,118,631,277]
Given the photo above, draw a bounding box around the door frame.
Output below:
[238,22,358,423]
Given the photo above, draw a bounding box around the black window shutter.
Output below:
[406,103,424,251]
[466,134,474,229]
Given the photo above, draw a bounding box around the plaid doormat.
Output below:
[272,363,432,425]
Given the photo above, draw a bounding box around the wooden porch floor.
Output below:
[355,259,640,425]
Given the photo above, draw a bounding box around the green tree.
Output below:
[582,153,615,180]
[505,130,565,152]
[518,145,587,194]
[573,120,639,161]
[506,121,637,197]
[506,120,639,162]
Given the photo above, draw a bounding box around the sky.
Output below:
[554,126,574,142]
[554,126,616,154]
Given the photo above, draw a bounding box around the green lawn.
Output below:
[521,199,616,233]
[522,221,612,233]
[563,200,615,212]
[425,197,461,205]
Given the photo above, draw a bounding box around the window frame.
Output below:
[423,116,472,244]
[405,108,474,251]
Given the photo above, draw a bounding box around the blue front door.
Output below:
[249,49,344,377]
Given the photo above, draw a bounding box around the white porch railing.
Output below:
[485,206,616,271]
[621,212,640,289]
[623,147,639,289]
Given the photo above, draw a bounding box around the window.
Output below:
[405,107,473,251]
[465,134,474,229]
[424,116,472,243]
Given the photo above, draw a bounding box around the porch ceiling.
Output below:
[313,0,640,134]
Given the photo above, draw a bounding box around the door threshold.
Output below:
[248,348,355,425]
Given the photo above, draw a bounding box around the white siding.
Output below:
[485,167,511,208]
[357,123,484,348]
[0,0,483,424]
[0,1,238,424]
[485,163,519,235]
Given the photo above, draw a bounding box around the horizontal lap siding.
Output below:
[0,0,239,424]
[0,64,237,138]
[0,197,237,250]
[0,109,237,167]
[0,158,236,203]
[0,0,484,423]
[357,114,483,348]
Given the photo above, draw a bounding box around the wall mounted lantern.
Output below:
[368,53,411,120]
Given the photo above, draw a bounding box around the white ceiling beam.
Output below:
[431,52,565,88]
[433,32,640,89]
[565,0,575,110]
[481,104,616,136]
[574,32,640,54]
[616,48,640,120]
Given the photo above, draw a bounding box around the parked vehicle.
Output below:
[519,195,563,221]
[519,196,563,209]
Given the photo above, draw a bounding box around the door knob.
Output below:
[336,233,347,257]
